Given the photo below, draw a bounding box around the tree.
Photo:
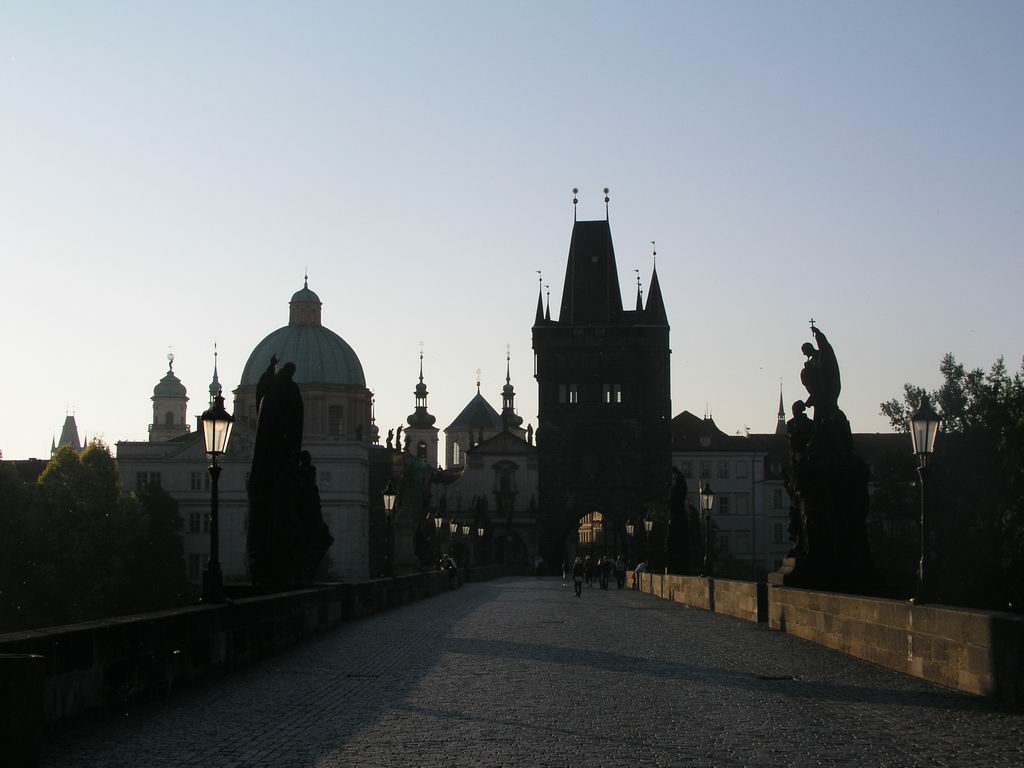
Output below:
[0,443,192,632]
[880,354,1024,610]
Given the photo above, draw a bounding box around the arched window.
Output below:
[452,441,461,465]
[417,440,427,459]
[165,411,174,426]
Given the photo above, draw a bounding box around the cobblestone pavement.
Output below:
[42,578,1024,767]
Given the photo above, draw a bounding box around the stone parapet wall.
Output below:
[629,572,767,623]
[769,586,1024,703]
[0,569,487,727]
[628,571,1024,705]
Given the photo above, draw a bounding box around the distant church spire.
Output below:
[407,344,436,430]
[209,342,221,405]
[634,268,643,312]
[544,284,551,322]
[501,345,524,432]
[775,381,786,435]
[645,251,668,326]
[572,187,578,222]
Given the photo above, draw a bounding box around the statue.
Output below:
[247,358,333,587]
[666,467,691,574]
[771,325,872,591]
[395,426,403,452]
[527,424,534,445]
[385,429,394,450]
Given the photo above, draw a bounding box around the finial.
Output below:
[572,188,578,221]
[304,268,308,288]
[650,240,657,266]
[419,341,424,383]
[809,317,816,331]
[167,349,174,372]
[634,268,643,296]
[506,344,511,384]
[604,187,610,219]
[475,368,481,393]
[536,269,542,289]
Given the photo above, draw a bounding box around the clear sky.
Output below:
[1,2,1022,460]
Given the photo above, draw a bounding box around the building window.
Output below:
[699,461,710,480]
[613,384,622,403]
[136,472,161,490]
[718,533,729,553]
[772,489,783,509]
[773,523,784,545]
[719,495,730,515]
[735,493,749,516]
[680,461,692,478]
[736,533,750,554]
[189,512,201,533]
[190,471,210,491]
[416,440,427,459]
[558,384,567,404]
[164,411,175,426]
[736,460,748,479]
[188,554,201,580]
[717,460,730,479]
[603,384,610,404]
[319,471,332,489]
[328,405,344,436]
[568,384,578,404]
[453,441,461,465]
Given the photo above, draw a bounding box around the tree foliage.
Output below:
[880,354,1024,610]
[0,443,193,632]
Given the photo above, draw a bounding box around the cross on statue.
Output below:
[809,317,817,331]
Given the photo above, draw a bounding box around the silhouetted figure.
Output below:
[666,467,690,574]
[385,429,394,450]
[395,426,403,452]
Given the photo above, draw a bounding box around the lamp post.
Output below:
[382,481,397,577]
[433,511,444,566]
[200,391,234,603]
[909,395,941,603]
[643,516,654,564]
[626,519,635,568]
[699,482,716,578]
[477,526,485,565]
[461,524,471,566]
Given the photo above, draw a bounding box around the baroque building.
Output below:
[116,280,374,583]
[533,214,672,565]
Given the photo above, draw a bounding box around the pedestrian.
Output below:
[561,559,569,587]
[584,555,594,587]
[615,555,626,589]
[599,556,609,590]
[632,560,648,590]
[572,556,584,597]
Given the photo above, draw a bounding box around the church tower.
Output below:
[500,350,525,432]
[150,353,190,442]
[405,352,439,466]
[532,202,671,562]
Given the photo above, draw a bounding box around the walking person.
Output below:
[572,556,584,597]
[561,559,569,587]
[584,555,594,588]
[615,555,626,589]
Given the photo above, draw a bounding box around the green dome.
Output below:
[153,368,187,398]
[240,324,366,388]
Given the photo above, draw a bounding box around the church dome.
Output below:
[239,282,366,388]
[153,358,187,398]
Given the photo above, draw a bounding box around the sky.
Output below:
[1,1,1022,460]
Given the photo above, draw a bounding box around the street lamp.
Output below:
[909,395,941,603]
[200,391,234,603]
[699,482,716,578]
[433,511,444,565]
[382,481,397,577]
[643,515,654,564]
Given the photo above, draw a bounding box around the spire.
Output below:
[558,218,623,325]
[544,284,551,321]
[408,345,435,429]
[534,271,544,325]
[501,345,524,432]
[775,381,787,435]
[475,368,481,394]
[645,258,668,326]
[634,268,643,312]
[572,187,578,222]
[604,187,610,220]
[209,342,221,405]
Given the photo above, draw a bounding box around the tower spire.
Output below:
[776,380,786,435]
[501,345,523,432]
[534,270,544,324]
[209,341,221,405]
[604,187,610,220]
[544,284,551,321]
[572,187,578,222]
[634,268,643,311]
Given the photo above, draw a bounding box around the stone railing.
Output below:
[0,566,498,751]
[629,572,1024,705]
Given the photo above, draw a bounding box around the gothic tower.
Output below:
[532,213,671,563]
